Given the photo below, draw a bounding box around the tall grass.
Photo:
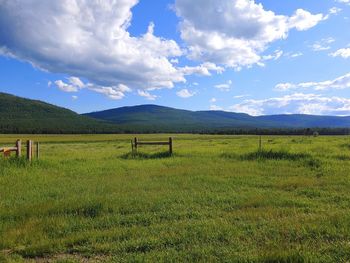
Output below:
[0,135,350,262]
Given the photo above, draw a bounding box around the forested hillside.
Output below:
[0,93,119,133]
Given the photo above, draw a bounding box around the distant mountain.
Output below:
[0,92,119,133]
[85,104,350,132]
[1,92,350,134]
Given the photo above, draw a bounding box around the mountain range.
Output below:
[1,92,350,134]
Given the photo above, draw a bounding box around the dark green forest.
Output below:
[1,92,350,134]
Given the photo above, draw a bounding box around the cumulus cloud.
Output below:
[330,48,350,58]
[0,0,192,95]
[230,93,350,116]
[55,80,80,93]
[215,80,232,91]
[176,89,196,98]
[288,9,325,31]
[137,90,157,101]
[175,0,325,69]
[275,72,350,91]
[53,77,131,100]
[180,62,224,76]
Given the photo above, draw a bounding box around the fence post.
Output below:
[36,142,40,159]
[134,137,138,153]
[169,137,173,154]
[16,139,21,157]
[27,140,33,161]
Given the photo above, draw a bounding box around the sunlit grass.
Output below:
[1,134,350,262]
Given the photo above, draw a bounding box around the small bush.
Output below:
[340,143,350,150]
[241,149,310,161]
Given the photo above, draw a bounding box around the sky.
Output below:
[0,0,350,116]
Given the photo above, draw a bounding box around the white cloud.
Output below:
[330,48,350,58]
[88,84,131,100]
[215,80,232,91]
[275,83,296,91]
[210,97,217,103]
[180,62,224,76]
[234,94,250,99]
[311,38,335,51]
[176,89,196,98]
[69,77,85,89]
[54,77,131,100]
[0,0,192,94]
[55,79,80,93]
[137,90,157,101]
[262,49,284,61]
[336,0,350,5]
[275,72,350,91]
[329,7,342,14]
[290,52,303,58]
[288,9,325,31]
[230,93,350,116]
[72,95,78,100]
[175,0,325,69]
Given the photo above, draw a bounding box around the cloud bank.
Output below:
[175,0,326,69]
[231,93,350,116]
[0,0,186,98]
[275,72,350,91]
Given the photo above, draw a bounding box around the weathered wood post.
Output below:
[134,137,138,153]
[27,140,33,161]
[169,137,173,154]
[16,139,21,157]
[36,142,40,159]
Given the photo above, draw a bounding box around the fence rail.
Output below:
[0,139,39,161]
[0,140,21,157]
[131,137,173,154]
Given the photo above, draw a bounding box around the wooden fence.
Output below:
[0,140,39,161]
[0,139,21,158]
[131,137,173,154]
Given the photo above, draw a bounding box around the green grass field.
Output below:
[1,134,350,262]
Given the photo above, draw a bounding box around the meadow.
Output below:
[1,134,350,262]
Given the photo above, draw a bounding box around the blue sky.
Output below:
[0,0,350,115]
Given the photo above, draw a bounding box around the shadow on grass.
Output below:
[222,149,321,169]
[340,143,350,150]
[0,156,29,168]
[243,149,310,161]
[120,151,173,160]
[0,157,50,170]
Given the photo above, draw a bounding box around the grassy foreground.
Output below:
[1,134,350,262]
